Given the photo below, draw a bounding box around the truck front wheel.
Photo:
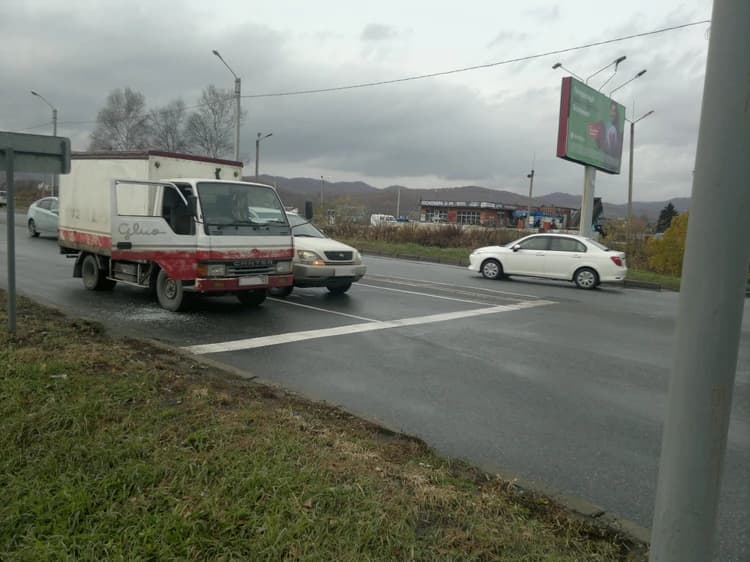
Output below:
[156,269,189,311]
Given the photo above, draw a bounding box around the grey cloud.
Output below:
[523,5,560,21]
[488,31,529,48]
[361,23,399,42]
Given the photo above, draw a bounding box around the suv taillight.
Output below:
[610,256,623,267]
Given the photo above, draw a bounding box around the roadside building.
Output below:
[419,199,575,229]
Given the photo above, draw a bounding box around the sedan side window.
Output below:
[37,199,51,210]
[518,237,549,251]
[549,237,586,252]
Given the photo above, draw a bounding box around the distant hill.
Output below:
[253,174,690,222]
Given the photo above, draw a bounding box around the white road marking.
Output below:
[356,283,496,306]
[365,273,542,299]
[184,299,554,355]
[268,297,378,322]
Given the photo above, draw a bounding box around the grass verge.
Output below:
[0,294,645,561]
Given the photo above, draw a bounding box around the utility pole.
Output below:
[396,187,401,218]
[255,132,272,178]
[526,169,535,229]
[320,175,324,208]
[649,2,749,561]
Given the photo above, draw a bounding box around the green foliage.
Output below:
[647,213,689,276]
[0,296,639,561]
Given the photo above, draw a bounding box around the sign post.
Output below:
[0,131,70,334]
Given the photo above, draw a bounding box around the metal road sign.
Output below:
[0,131,71,173]
[2,131,72,334]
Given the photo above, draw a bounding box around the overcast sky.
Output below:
[1,0,712,203]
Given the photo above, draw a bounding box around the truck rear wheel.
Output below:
[82,254,116,291]
[156,269,189,311]
[237,289,267,306]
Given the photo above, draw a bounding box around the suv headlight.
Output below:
[297,250,325,266]
[198,263,226,277]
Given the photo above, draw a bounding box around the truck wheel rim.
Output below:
[165,279,177,299]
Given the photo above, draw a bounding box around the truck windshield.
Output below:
[197,182,289,233]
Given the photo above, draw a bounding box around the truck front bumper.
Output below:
[194,274,293,293]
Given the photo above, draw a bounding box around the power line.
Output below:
[240,20,710,99]
[14,19,710,131]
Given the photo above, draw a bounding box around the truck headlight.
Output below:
[198,263,226,277]
[353,250,362,263]
[297,250,325,266]
[275,261,292,274]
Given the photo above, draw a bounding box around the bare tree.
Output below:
[184,85,242,159]
[148,99,188,152]
[89,88,150,150]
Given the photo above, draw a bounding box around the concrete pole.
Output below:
[627,120,634,241]
[578,165,596,237]
[234,77,241,162]
[4,148,17,334]
[649,1,750,560]
[396,186,401,217]
[52,108,58,197]
[526,169,535,229]
[255,133,260,178]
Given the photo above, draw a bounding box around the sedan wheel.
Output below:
[480,259,503,280]
[574,267,599,290]
[28,219,39,237]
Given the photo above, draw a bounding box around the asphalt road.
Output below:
[2,210,748,561]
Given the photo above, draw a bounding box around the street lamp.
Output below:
[30,90,58,196]
[610,69,647,97]
[212,49,241,162]
[255,132,272,178]
[586,55,626,85]
[626,110,655,240]
[552,62,583,81]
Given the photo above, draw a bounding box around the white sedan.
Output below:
[468,233,626,289]
[26,196,59,237]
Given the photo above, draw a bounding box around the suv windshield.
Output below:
[287,213,325,238]
[197,182,288,233]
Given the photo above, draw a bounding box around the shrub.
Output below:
[647,213,689,276]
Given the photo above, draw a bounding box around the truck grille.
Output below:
[227,258,274,276]
[324,251,353,261]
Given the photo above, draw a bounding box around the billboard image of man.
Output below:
[598,101,623,157]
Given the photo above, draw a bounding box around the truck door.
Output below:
[110,180,197,280]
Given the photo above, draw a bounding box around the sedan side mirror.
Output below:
[512,244,521,252]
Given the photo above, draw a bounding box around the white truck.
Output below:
[58,150,294,311]
[369,213,397,226]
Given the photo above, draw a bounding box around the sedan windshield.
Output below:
[197,182,288,230]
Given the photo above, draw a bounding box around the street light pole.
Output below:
[320,175,324,208]
[212,50,241,162]
[526,169,535,229]
[30,90,58,196]
[626,110,654,240]
[255,132,272,178]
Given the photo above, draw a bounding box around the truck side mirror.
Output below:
[188,195,198,217]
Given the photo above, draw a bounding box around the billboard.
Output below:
[556,77,625,174]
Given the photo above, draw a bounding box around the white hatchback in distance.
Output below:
[468,233,626,289]
[269,213,366,297]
